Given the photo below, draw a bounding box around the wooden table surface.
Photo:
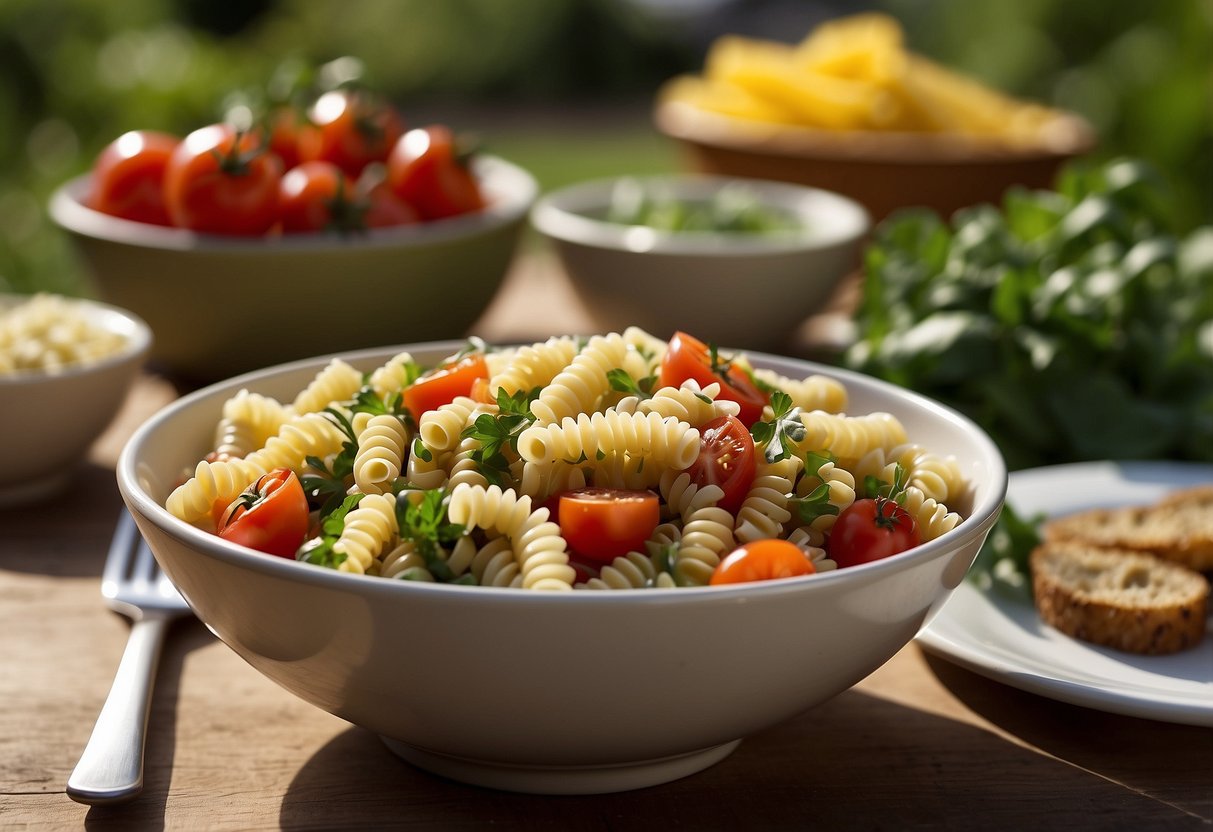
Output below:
[3,253,1211,831]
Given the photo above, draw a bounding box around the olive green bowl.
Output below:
[49,156,537,384]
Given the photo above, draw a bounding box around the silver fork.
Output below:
[67,510,193,806]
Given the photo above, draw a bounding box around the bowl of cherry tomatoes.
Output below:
[49,85,537,383]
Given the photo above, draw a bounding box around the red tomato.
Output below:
[278,161,359,233]
[657,331,768,427]
[265,105,304,170]
[688,415,757,516]
[216,468,310,558]
[386,125,485,220]
[710,539,816,585]
[468,376,495,405]
[163,124,283,235]
[555,488,660,565]
[297,89,405,178]
[362,179,419,228]
[88,130,179,226]
[829,498,921,568]
[402,353,489,417]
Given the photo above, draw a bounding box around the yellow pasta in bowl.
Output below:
[116,328,1005,793]
[0,293,150,505]
[655,13,1095,222]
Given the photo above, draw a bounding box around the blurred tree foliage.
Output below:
[1,0,1208,298]
[886,0,1212,232]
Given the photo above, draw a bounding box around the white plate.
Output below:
[918,460,1213,727]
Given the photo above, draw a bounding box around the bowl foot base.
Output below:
[380,736,742,794]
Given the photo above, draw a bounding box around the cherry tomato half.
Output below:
[688,415,757,516]
[386,125,485,221]
[163,123,283,235]
[710,539,816,585]
[402,353,489,417]
[88,130,179,226]
[217,468,310,558]
[829,498,921,569]
[658,331,768,427]
[297,89,405,179]
[555,487,660,565]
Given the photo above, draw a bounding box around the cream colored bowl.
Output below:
[531,175,869,353]
[50,157,537,384]
[1,294,150,505]
[116,341,1005,794]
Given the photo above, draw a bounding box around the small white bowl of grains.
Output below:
[0,293,151,505]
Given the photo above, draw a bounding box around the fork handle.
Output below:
[66,615,170,805]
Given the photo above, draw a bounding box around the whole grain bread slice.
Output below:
[1041,486,1213,572]
[1030,541,1208,654]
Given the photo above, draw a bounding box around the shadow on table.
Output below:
[77,617,213,832]
[277,686,1194,832]
[923,653,1213,823]
[1,461,127,578]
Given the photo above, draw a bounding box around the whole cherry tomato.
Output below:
[658,331,769,427]
[265,105,304,170]
[88,130,179,225]
[829,498,921,568]
[687,415,757,516]
[554,487,660,565]
[402,353,489,417]
[216,468,310,558]
[362,178,419,228]
[297,89,405,178]
[278,161,360,233]
[710,539,816,585]
[163,124,283,235]
[386,125,485,220]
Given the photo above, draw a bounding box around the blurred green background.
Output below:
[1,0,1209,297]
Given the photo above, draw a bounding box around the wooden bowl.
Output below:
[655,100,1096,223]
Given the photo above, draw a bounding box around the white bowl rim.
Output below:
[0,292,152,384]
[49,155,538,253]
[118,339,1007,607]
[530,174,870,256]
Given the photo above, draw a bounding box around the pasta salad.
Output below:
[166,327,966,589]
[0,294,130,375]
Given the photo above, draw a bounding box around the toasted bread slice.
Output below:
[1041,486,1213,572]
[1030,541,1208,654]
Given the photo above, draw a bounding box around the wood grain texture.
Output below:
[2,259,1210,831]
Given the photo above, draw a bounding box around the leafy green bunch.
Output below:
[845,158,1213,471]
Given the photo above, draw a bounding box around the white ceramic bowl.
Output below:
[116,340,1005,795]
[1,294,150,505]
[49,157,537,384]
[531,175,869,352]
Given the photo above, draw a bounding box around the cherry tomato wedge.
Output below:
[657,331,768,427]
[555,488,660,565]
[829,498,921,568]
[216,468,309,558]
[163,123,283,235]
[387,125,485,220]
[88,130,179,226]
[688,415,756,516]
[710,539,816,585]
[402,353,489,417]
